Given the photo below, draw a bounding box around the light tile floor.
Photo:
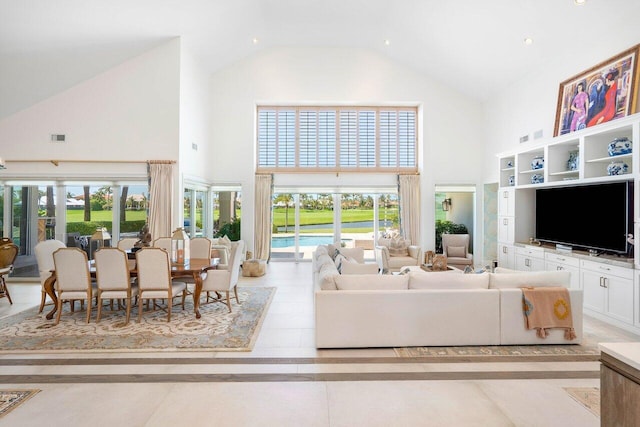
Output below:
[1,261,639,426]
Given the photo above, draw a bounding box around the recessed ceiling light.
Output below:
[524,37,534,45]
[384,39,391,46]
[574,0,586,5]
[252,37,259,45]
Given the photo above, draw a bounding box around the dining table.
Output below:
[43,257,219,321]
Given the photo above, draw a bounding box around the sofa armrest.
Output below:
[407,245,422,261]
[375,246,390,270]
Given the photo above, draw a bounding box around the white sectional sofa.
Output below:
[313,247,583,348]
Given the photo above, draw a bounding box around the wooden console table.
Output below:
[600,342,640,426]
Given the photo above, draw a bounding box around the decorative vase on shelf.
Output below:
[608,137,632,156]
[607,160,629,176]
[506,160,514,168]
[531,155,544,170]
[567,150,579,171]
[531,174,544,184]
[508,175,515,186]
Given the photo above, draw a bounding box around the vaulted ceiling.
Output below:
[1,0,640,120]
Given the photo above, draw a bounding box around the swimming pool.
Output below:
[271,235,351,248]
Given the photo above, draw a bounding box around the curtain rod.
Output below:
[5,160,176,166]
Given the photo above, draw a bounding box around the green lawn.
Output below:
[273,208,397,227]
[65,210,147,222]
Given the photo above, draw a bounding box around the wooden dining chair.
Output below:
[94,247,138,325]
[0,243,18,304]
[152,237,172,254]
[116,237,139,252]
[135,248,187,322]
[190,237,212,259]
[200,240,245,312]
[52,247,93,325]
[35,239,67,313]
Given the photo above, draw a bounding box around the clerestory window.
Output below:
[257,106,417,172]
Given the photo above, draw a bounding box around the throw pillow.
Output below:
[219,235,232,248]
[447,246,466,258]
[334,253,348,273]
[388,235,409,257]
[327,243,342,260]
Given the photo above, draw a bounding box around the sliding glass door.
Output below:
[1,182,148,277]
[270,190,397,261]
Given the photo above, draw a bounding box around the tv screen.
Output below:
[535,181,633,255]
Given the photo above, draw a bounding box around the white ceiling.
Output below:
[1,0,640,120]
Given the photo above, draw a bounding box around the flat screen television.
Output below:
[535,181,634,255]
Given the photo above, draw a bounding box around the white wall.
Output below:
[0,39,182,178]
[177,42,213,226]
[208,47,485,254]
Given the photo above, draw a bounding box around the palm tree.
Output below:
[274,193,293,232]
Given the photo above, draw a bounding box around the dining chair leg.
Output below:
[233,286,240,305]
[225,291,232,313]
[96,297,103,323]
[1,278,12,304]
[125,298,132,325]
[39,290,46,313]
[167,302,172,322]
[138,296,144,323]
[86,300,91,323]
[181,291,186,309]
[55,298,63,325]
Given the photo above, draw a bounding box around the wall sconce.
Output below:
[442,198,452,211]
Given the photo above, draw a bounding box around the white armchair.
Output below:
[441,233,473,270]
[376,236,422,273]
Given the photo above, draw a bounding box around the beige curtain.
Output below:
[398,174,420,246]
[254,174,273,261]
[148,162,174,240]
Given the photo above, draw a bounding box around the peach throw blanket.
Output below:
[522,287,577,340]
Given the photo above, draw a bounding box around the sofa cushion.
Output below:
[334,253,355,273]
[335,274,409,290]
[315,253,333,272]
[489,270,571,289]
[494,267,517,273]
[337,247,365,263]
[327,243,342,259]
[315,245,328,258]
[341,262,379,275]
[218,235,233,248]
[388,235,409,256]
[318,262,339,290]
[409,271,489,289]
[447,246,466,257]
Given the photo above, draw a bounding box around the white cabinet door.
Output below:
[581,260,635,326]
[498,188,515,217]
[498,216,514,243]
[515,254,544,271]
[605,275,635,324]
[497,243,515,270]
[545,261,580,289]
[581,269,607,313]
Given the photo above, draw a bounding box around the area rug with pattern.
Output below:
[564,387,600,417]
[0,287,275,353]
[394,342,600,361]
[0,390,40,418]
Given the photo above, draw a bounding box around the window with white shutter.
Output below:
[257,106,417,172]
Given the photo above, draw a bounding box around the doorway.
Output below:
[434,185,476,258]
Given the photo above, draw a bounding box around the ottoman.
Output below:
[242,259,266,277]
